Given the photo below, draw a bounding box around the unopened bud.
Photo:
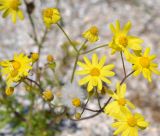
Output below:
[42,90,54,101]
[5,87,14,96]
[75,112,81,120]
[31,53,39,62]
[47,55,54,62]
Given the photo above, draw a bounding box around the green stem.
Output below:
[70,40,88,83]
[80,96,90,116]
[95,88,101,109]
[36,28,48,81]
[80,44,108,55]
[120,51,127,77]
[56,23,78,53]
[71,54,79,83]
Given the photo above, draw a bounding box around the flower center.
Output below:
[43,8,53,18]
[139,57,150,68]
[8,0,20,10]
[72,97,81,107]
[90,68,100,76]
[117,98,126,106]
[119,36,128,47]
[10,70,18,77]
[12,61,21,70]
[127,116,137,127]
[90,26,99,35]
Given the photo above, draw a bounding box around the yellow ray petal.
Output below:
[79,75,91,85]
[102,64,115,71]
[98,55,106,68]
[92,54,98,65]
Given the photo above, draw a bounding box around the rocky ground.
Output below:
[0,0,160,135]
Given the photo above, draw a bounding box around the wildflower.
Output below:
[125,47,160,82]
[47,55,54,62]
[31,53,39,63]
[82,26,99,43]
[0,53,32,87]
[112,109,149,136]
[61,82,85,112]
[42,8,61,28]
[5,87,14,96]
[109,20,143,54]
[0,0,24,23]
[42,90,54,101]
[76,54,115,92]
[104,82,135,117]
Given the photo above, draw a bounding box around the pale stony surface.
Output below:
[0,0,160,135]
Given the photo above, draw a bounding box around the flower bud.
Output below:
[42,90,54,101]
[5,87,14,96]
[47,55,54,62]
[31,53,39,62]
[72,97,81,107]
[75,112,81,120]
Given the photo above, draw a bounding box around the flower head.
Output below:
[0,0,24,23]
[82,26,99,43]
[42,8,61,28]
[42,90,54,101]
[0,53,32,87]
[104,82,135,117]
[125,47,160,82]
[60,82,85,112]
[112,109,149,136]
[109,20,143,54]
[76,54,115,92]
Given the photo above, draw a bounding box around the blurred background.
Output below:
[0,0,160,135]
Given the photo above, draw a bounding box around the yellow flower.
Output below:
[104,82,135,117]
[112,109,149,136]
[0,53,32,86]
[125,47,160,82]
[42,8,61,28]
[76,54,115,92]
[109,20,143,54]
[42,90,54,101]
[0,0,24,23]
[82,26,99,43]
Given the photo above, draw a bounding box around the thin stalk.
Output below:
[71,53,79,83]
[80,44,108,55]
[26,78,44,92]
[120,51,127,77]
[70,40,88,83]
[80,96,90,116]
[56,23,78,53]
[95,88,101,109]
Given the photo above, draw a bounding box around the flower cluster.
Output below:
[0,1,159,136]
[76,20,160,135]
[0,53,32,87]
